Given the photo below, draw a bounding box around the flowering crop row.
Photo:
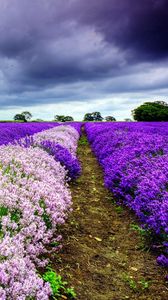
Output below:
[85,122,168,268]
[17,124,82,181]
[0,125,81,299]
[0,122,60,146]
[65,122,82,135]
[33,125,82,180]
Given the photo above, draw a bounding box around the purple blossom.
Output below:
[40,140,81,180]
[157,255,168,267]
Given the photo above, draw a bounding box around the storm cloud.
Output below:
[0,0,168,119]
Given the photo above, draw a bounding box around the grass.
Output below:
[78,136,88,146]
[123,273,151,292]
[130,223,152,251]
[42,267,76,299]
[115,206,124,214]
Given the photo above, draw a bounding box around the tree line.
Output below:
[13,101,168,122]
[13,111,118,122]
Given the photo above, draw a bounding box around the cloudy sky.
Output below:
[0,0,168,120]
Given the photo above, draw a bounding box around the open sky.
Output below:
[0,0,168,120]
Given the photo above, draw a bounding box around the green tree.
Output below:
[14,114,27,122]
[54,115,74,122]
[124,118,133,122]
[14,111,32,122]
[132,101,168,121]
[64,116,74,122]
[21,111,32,121]
[93,112,103,121]
[32,118,44,122]
[83,112,103,121]
[54,115,66,122]
[83,113,94,121]
[105,116,116,122]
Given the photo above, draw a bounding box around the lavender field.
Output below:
[1,0,168,298]
[0,122,168,299]
[85,122,168,267]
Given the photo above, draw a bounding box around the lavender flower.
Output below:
[85,122,168,268]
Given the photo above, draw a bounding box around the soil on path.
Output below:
[52,134,168,300]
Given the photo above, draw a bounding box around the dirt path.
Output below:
[52,134,168,300]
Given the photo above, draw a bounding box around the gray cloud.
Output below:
[0,0,167,117]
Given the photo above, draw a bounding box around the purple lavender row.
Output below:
[65,122,83,135]
[0,122,60,146]
[85,122,168,268]
[0,122,82,181]
[17,123,82,181]
[0,125,81,299]
[33,125,82,180]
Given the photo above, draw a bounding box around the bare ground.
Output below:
[51,134,168,300]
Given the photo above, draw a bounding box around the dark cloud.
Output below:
[75,0,168,60]
[0,0,167,112]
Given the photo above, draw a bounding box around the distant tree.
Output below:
[32,119,44,122]
[64,116,74,122]
[21,111,32,121]
[93,112,103,121]
[105,116,116,122]
[54,115,74,122]
[54,115,66,122]
[132,101,168,121]
[14,114,27,122]
[83,112,103,121]
[83,113,94,121]
[14,111,32,122]
[124,118,133,122]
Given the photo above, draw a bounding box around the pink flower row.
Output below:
[0,125,80,299]
[33,125,80,156]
